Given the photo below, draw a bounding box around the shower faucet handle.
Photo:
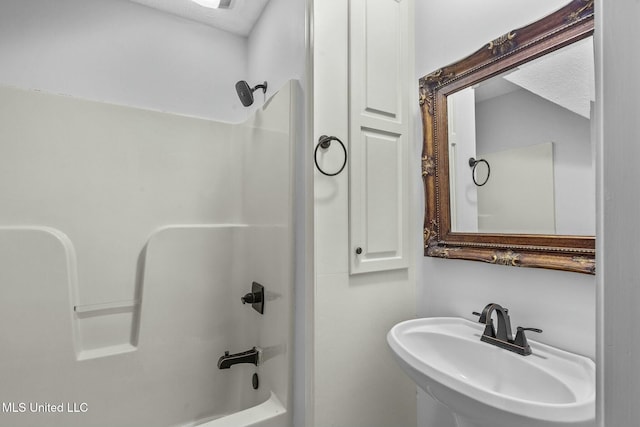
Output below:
[241,282,265,315]
[241,293,260,304]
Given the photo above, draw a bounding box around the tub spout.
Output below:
[218,347,261,369]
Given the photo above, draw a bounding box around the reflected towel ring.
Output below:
[315,135,347,177]
[469,157,490,186]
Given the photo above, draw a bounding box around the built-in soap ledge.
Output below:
[77,344,137,361]
[74,299,139,316]
[74,299,140,361]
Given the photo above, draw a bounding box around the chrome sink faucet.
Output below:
[473,303,542,356]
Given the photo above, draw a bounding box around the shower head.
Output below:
[235,80,268,107]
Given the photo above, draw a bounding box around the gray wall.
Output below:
[0,0,248,121]
[596,1,640,425]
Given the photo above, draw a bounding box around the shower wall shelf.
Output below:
[74,299,139,314]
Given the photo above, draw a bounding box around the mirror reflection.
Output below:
[447,36,595,235]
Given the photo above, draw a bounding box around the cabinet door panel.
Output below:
[350,0,410,274]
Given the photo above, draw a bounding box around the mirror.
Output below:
[420,0,595,274]
[449,36,595,235]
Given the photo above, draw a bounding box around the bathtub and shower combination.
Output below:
[0,81,298,427]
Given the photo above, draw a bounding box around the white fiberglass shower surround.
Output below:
[0,81,297,426]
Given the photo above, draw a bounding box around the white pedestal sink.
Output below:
[387,317,595,427]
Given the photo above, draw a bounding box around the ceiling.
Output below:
[127,0,271,36]
[475,37,595,119]
[504,37,595,119]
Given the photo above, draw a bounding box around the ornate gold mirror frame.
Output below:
[420,0,595,274]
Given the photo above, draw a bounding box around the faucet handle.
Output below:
[514,326,542,354]
[241,292,256,304]
[472,311,496,337]
[518,327,543,334]
[483,319,496,338]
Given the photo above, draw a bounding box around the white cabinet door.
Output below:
[349,0,411,274]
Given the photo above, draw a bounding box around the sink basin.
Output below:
[387,317,595,427]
